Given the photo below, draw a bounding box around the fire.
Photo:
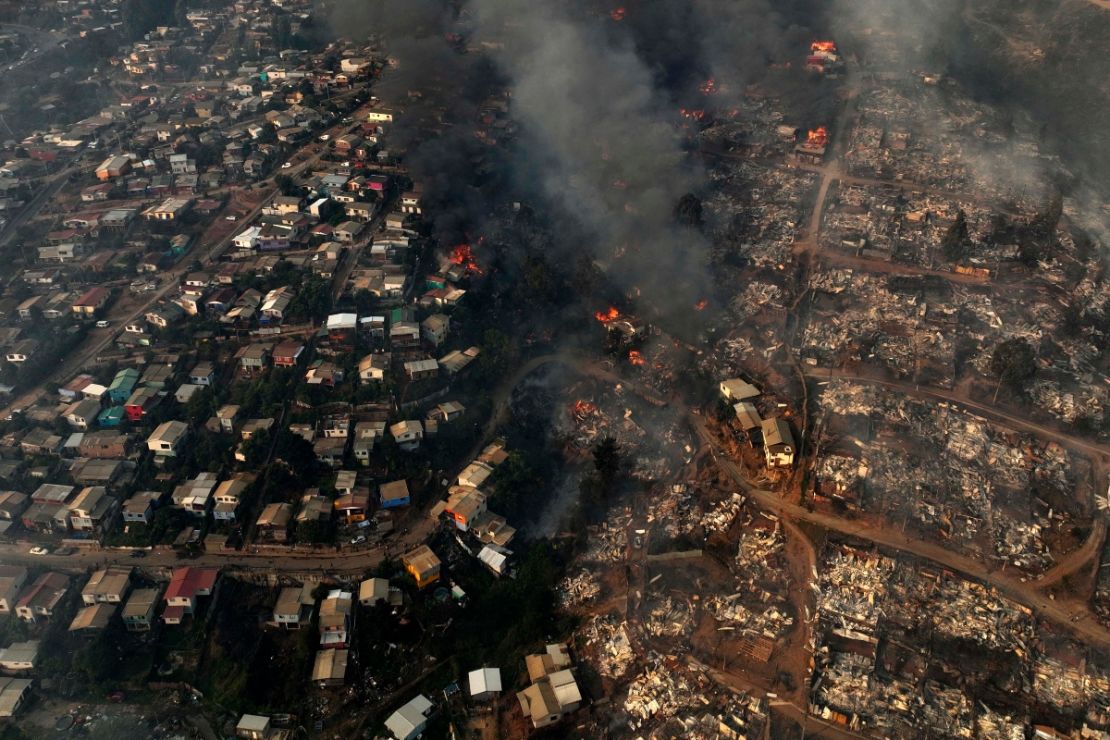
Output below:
[610,7,626,20]
[811,40,837,54]
[595,307,620,324]
[571,400,599,420]
[628,350,646,366]
[699,78,718,95]
[679,108,705,121]
[449,243,482,274]
[805,126,829,148]
[694,299,708,311]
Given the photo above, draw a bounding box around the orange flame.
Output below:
[805,126,829,148]
[595,307,620,324]
[679,108,705,121]
[694,299,708,311]
[572,400,599,419]
[628,350,646,366]
[699,78,718,95]
[449,243,482,274]
[610,7,626,20]
[811,40,837,54]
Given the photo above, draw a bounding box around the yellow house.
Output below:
[402,545,441,589]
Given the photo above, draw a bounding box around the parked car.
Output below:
[28,546,49,555]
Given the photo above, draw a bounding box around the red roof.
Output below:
[162,604,186,622]
[164,567,218,602]
[74,286,109,307]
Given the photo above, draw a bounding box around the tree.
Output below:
[942,209,970,262]
[275,174,297,196]
[990,337,1037,399]
[674,193,704,227]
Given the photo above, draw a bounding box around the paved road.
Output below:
[691,415,1110,650]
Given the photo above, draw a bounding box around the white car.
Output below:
[318,134,330,142]
[28,546,49,556]
[95,320,109,328]
[225,215,237,221]
[281,161,293,169]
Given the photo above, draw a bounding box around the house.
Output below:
[358,353,390,382]
[235,343,272,372]
[272,340,304,367]
[389,322,420,347]
[216,404,241,433]
[345,201,375,222]
[333,490,369,523]
[189,362,216,386]
[69,603,116,633]
[457,461,494,490]
[255,503,292,542]
[733,401,762,431]
[297,492,331,525]
[429,401,465,424]
[273,584,314,629]
[379,480,410,509]
[400,188,422,215]
[123,386,161,422]
[69,458,125,487]
[65,397,103,430]
[333,220,364,244]
[402,545,441,589]
[358,578,390,607]
[445,488,487,532]
[468,667,503,701]
[478,544,511,576]
[213,475,252,522]
[0,677,32,716]
[0,641,39,673]
[312,648,349,687]
[403,359,439,381]
[122,587,161,632]
[384,695,434,740]
[305,360,344,386]
[81,567,131,606]
[318,590,352,648]
[421,314,450,346]
[71,286,111,317]
[761,417,796,468]
[0,567,27,614]
[144,302,184,329]
[260,287,293,321]
[122,491,160,524]
[525,644,573,682]
[15,572,69,622]
[108,368,140,403]
[719,378,761,402]
[0,493,26,524]
[163,567,219,624]
[148,420,189,457]
[142,196,193,221]
[67,486,118,533]
[172,472,218,516]
[390,420,423,451]
[235,714,272,740]
[517,669,582,729]
[95,155,130,181]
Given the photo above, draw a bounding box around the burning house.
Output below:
[794,126,829,164]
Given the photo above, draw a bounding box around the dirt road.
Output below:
[691,415,1110,650]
